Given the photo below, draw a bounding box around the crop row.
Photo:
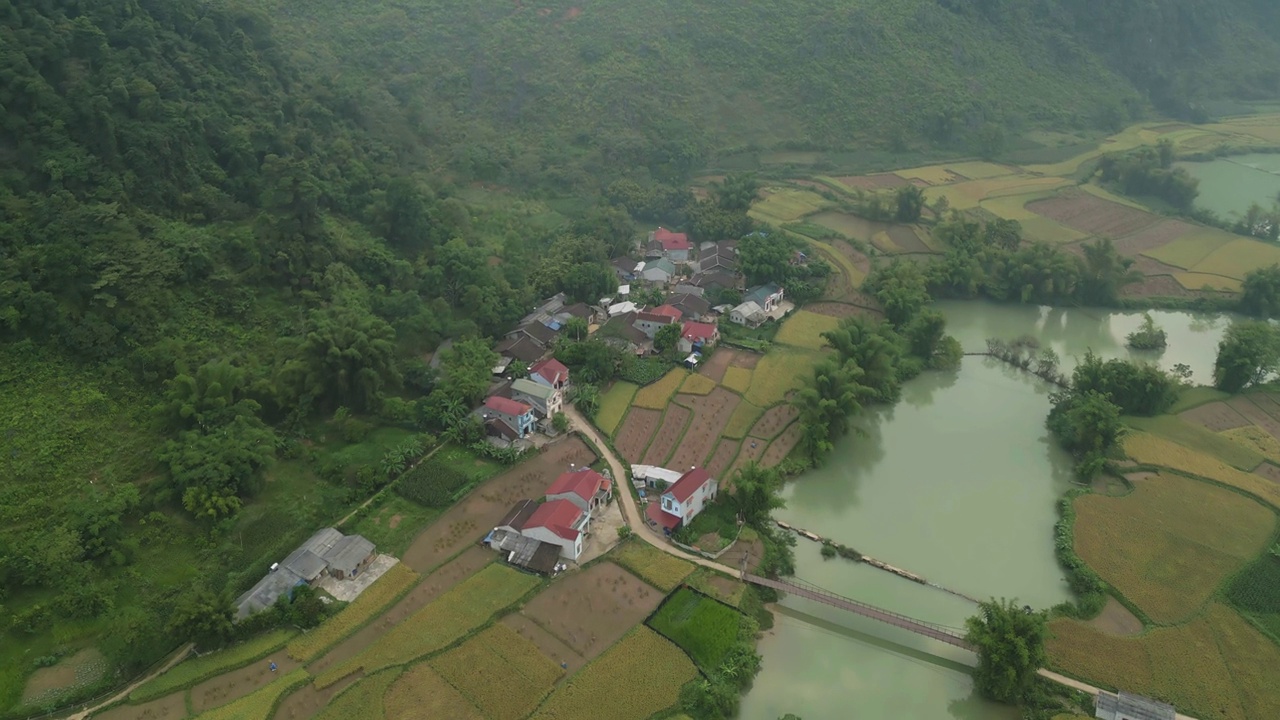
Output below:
[193,669,309,720]
[610,541,694,591]
[1123,432,1280,507]
[431,624,561,720]
[131,629,296,703]
[287,562,420,662]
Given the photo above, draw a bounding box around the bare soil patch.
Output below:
[1179,402,1251,432]
[727,349,761,370]
[308,546,494,675]
[805,302,865,318]
[669,389,741,470]
[1088,597,1144,637]
[729,439,768,477]
[190,655,301,713]
[502,614,586,674]
[750,405,799,441]
[1129,255,1186,277]
[719,537,766,574]
[642,405,692,466]
[400,436,594,573]
[22,648,106,706]
[836,173,908,190]
[1118,274,1192,299]
[828,239,873,274]
[761,422,803,466]
[1027,191,1158,237]
[1245,392,1280,423]
[1113,219,1196,255]
[519,562,662,659]
[706,439,742,479]
[1255,463,1280,484]
[1227,396,1280,441]
[92,692,187,720]
[615,408,661,463]
[388,514,403,529]
[697,349,734,383]
[273,674,358,720]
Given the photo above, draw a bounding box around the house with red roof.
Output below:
[644,468,719,535]
[651,228,693,263]
[482,396,535,437]
[678,321,719,354]
[546,468,612,513]
[633,310,679,339]
[530,357,570,390]
[522,499,589,560]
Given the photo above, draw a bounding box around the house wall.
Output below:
[547,491,591,513]
[521,527,583,560]
[493,409,535,436]
[634,318,670,338]
[667,249,689,263]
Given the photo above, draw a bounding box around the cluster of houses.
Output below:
[631,465,720,535]
[478,357,571,447]
[488,466,614,572]
[235,528,377,618]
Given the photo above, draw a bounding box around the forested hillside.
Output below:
[256,0,1280,189]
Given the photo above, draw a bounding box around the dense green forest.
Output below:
[3,0,1280,713]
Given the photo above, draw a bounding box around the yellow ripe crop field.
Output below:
[315,668,401,720]
[383,664,483,720]
[1079,182,1153,211]
[317,565,539,686]
[869,230,901,253]
[1123,432,1280,507]
[1072,473,1275,623]
[722,367,753,395]
[774,310,840,351]
[749,188,831,223]
[894,165,960,185]
[945,161,1015,180]
[610,542,694,592]
[1174,273,1244,293]
[1192,238,1280,279]
[1016,215,1087,244]
[430,624,561,720]
[597,381,639,436]
[132,629,296,702]
[287,563,419,662]
[634,369,689,410]
[1221,426,1280,465]
[680,373,718,396]
[529,627,697,720]
[1141,230,1237,270]
[745,348,825,408]
[1207,603,1280,719]
[722,401,764,439]
[193,669,309,720]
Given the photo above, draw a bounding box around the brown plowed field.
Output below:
[273,674,358,720]
[642,405,691,466]
[308,546,494,675]
[92,693,188,720]
[1112,219,1196,257]
[519,562,662,660]
[761,422,803,466]
[1118,274,1191,298]
[696,349,734,383]
[1130,255,1185,277]
[1027,192,1157,237]
[1244,392,1280,422]
[728,349,761,369]
[706,439,742,479]
[668,389,741,470]
[401,437,594,572]
[750,404,799,440]
[1179,402,1251,432]
[829,239,873,274]
[615,408,661,463]
[190,655,302,713]
[806,302,867,318]
[1227,396,1280,441]
[729,438,768,478]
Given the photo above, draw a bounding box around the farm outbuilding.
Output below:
[1094,691,1175,720]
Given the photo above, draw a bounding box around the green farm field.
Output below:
[647,588,747,670]
[598,381,640,436]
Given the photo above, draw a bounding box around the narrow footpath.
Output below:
[562,406,1199,719]
[70,644,194,720]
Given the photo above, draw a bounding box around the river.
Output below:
[1176,153,1280,219]
[738,301,1240,720]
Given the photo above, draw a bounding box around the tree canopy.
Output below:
[965,598,1048,704]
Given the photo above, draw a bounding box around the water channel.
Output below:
[1176,153,1280,219]
[738,301,1241,720]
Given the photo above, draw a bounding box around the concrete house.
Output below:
[530,357,570,390]
[1094,691,1175,720]
[482,396,536,437]
[510,378,562,419]
[611,257,640,280]
[644,468,719,535]
[633,310,679,339]
[546,468,612,513]
[653,228,693,263]
[639,257,677,285]
[678,321,719,354]
[666,293,711,321]
[692,270,739,292]
[744,283,785,312]
[234,529,376,618]
[522,499,589,560]
[495,335,546,364]
[601,313,653,355]
[729,301,766,327]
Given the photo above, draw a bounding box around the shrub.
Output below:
[1051,490,1107,620]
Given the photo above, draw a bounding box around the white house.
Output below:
[632,310,679,339]
[644,468,719,534]
[729,301,766,327]
[743,283,785,312]
[522,499,589,560]
[530,357,570,390]
[510,378,562,418]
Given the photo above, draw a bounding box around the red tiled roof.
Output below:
[646,501,682,530]
[531,358,569,385]
[665,468,712,503]
[484,396,532,417]
[655,228,691,251]
[682,321,717,342]
[547,469,606,503]
[634,311,677,325]
[649,305,683,320]
[525,499,584,541]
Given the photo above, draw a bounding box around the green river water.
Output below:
[1176,153,1280,219]
[738,301,1241,720]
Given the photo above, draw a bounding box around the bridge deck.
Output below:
[742,573,976,652]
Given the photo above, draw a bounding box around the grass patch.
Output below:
[1193,238,1280,279]
[633,369,689,410]
[315,668,400,720]
[745,348,826,407]
[722,367,753,395]
[647,588,746,670]
[1124,432,1280,507]
[529,627,696,720]
[773,310,840,350]
[287,563,420,662]
[383,664,482,720]
[1170,386,1231,413]
[598,381,639,436]
[429,623,562,720]
[193,669,309,720]
[1125,415,1264,470]
[348,496,440,556]
[316,565,540,686]
[131,630,296,703]
[947,161,1015,179]
[610,541,695,592]
[1225,553,1280,641]
[684,568,748,608]
[680,373,718,396]
[1073,472,1275,623]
